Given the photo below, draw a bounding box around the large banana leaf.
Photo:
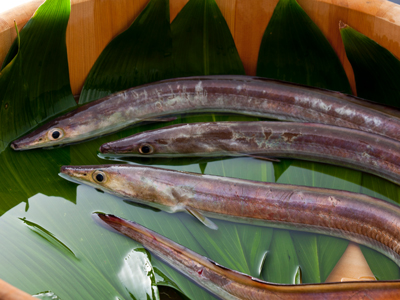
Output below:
[79,0,174,104]
[0,0,76,152]
[171,0,245,76]
[0,0,399,298]
[340,24,400,107]
[339,23,400,278]
[256,0,355,282]
[257,0,351,94]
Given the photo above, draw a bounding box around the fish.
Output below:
[96,213,400,300]
[11,75,400,150]
[99,121,400,185]
[60,164,400,266]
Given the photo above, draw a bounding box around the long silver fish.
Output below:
[60,164,400,266]
[100,121,400,185]
[11,75,400,150]
[96,213,400,300]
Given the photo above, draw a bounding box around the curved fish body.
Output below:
[60,164,400,266]
[11,75,400,150]
[100,121,400,185]
[97,213,400,300]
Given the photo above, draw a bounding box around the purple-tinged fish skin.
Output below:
[60,164,400,266]
[11,75,400,150]
[96,213,400,300]
[100,121,400,185]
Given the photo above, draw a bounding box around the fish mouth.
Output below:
[58,172,86,185]
[59,165,92,181]
[10,142,19,150]
[10,140,36,151]
[11,133,50,151]
[10,136,33,150]
[59,166,86,183]
[99,143,112,153]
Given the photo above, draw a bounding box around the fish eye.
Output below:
[93,170,107,183]
[138,143,154,155]
[48,128,64,141]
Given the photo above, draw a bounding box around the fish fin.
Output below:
[142,116,177,122]
[245,154,280,163]
[186,207,218,230]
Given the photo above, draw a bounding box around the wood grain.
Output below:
[325,243,376,283]
[66,0,149,94]
[1,0,400,285]
[0,0,44,68]
[1,0,400,94]
[0,279,35,300]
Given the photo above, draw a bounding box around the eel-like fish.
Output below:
[11,75,400,150]
[60,164,400,266]
[96,213,400,300]
[99,121,400,185]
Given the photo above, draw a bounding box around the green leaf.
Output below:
[290,233,320,283]
[171,0,245,76]
[359,246,400,281]
[0,193,131,299]
[0,146,76,216]
[182,219,273,278]
[19,217,77,259]
[1,0,399,296]
[360,173,400,206]
[0,0,76,151]
[79,0,174,104]
[262,230,299,284]
[316,235,349,282]
[154,261,215,300]
[340,24,400,107]
[276,160,354,283]
[256,0,351,94]
[256,2,354,279]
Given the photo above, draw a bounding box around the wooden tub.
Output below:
[0,0,399,296]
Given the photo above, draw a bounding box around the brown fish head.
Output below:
[100,123,224,156]
[59,164,185,209]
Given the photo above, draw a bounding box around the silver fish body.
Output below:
[11,75,400,149]
[97,213,400,300]
[60,164,400,266]
[100,121,400,185]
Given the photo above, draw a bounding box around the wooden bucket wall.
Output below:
[0,0,399,286]
[0,0,400,95]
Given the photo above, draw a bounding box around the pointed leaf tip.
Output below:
[257,0,351,94]
[340,25,400,107]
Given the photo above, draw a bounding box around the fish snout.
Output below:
[100,142,134,154]
[60,165,91,178]
[10,142,19,150]
[60,166,74,177]
[99,143,112,153]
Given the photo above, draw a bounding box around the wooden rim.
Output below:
[0,278,35,300]
[0,0,396,291]
[0,0,400,94]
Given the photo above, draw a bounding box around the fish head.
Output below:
[60,164,186,209]
[11,111,84,150]
[10,105,106,150]
[11,122,73,150]
[100,123,220,156]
